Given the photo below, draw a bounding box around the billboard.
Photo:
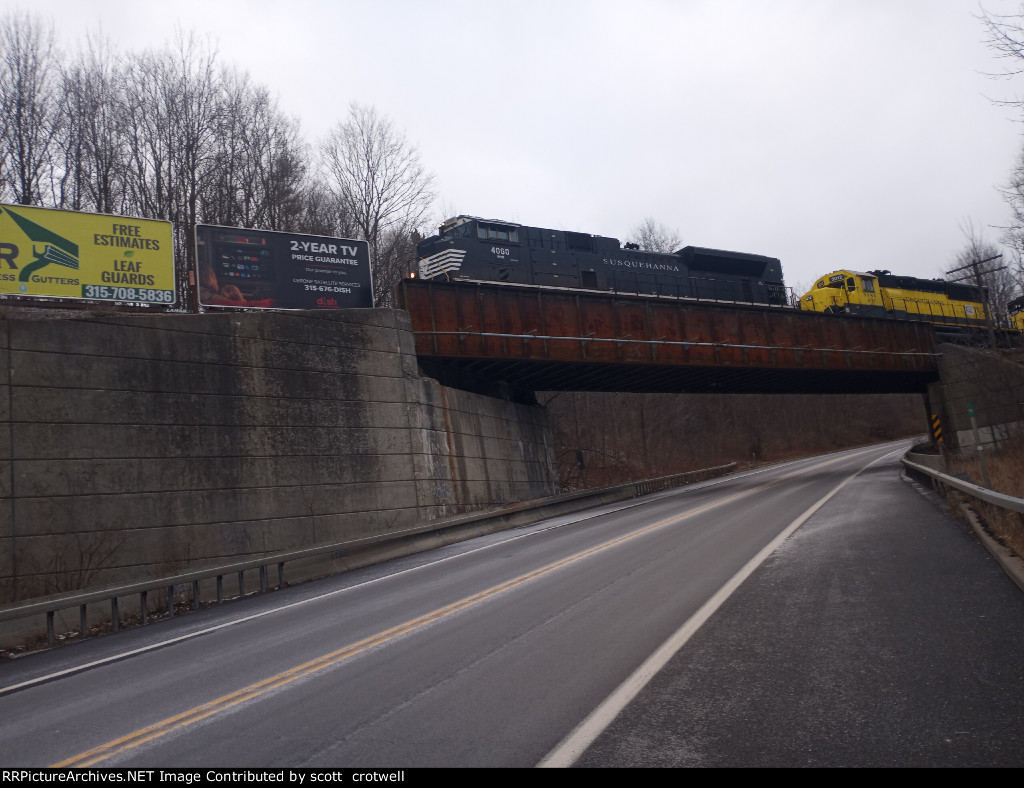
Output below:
[0,204,175,304]
[195,225,372,310]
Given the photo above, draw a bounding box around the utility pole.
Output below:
[947,253,1003,350]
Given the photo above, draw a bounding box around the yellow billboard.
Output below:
[0,204,175,304]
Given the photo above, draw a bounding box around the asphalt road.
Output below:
[571,445,1024,767]
[1,440,1021,767]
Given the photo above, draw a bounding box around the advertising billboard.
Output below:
[195,225,372,310]
[0,204,175,304]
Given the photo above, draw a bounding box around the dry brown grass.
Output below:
[970,498,1024,560]
[945,435,1024,559]
[946,434,1024,498]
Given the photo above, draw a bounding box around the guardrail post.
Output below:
[260,565,267,593]
[141,591,147,625]
[278,562,285,588]
[46,611,54,647]
[192,580,200,611]
[111,597,119,632]
[968,405,993,488]
[167,586,174,618]
[216,575,223,604]
[80,604,87,639]
[238,571,245,598]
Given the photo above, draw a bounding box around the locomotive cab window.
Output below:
[477,223,519,243]
[847,277,856,291]
[439,217,475,239]
[441,223,473,239]
[863,278,875,293]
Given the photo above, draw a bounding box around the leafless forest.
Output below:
[541,391,926,490]
[0,13,434,309]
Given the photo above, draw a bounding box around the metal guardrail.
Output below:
[0,462,737,648]
[634,463,736,495]
[901,456,1024,513]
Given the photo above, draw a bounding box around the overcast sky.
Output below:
[20,0,1024,292]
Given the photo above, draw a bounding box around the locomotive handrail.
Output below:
[901,456,1024,513]
[422,276,796,309]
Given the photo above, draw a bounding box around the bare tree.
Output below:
[541,389,925,491]
[168,32,220,278]
[292,181,351,237]
[53,58,86,210]
[997,145,1024,289]
[977,7,1024,294]
[259,132,310,232]
[980,4,1024,85]
[54,34,130,214]
[203,68,310,232]
[202,65,248,227]
[120,32,222,308]
[320,103,435,306]
[627,217,682,253]
[0,21,444,310]
[0,11,61,205]
[947,219,1018,327]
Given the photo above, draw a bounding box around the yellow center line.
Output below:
[53,449,869,767]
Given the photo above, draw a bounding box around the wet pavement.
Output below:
[574,454,1024,767]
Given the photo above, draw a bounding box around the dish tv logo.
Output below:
[316,295,339,308]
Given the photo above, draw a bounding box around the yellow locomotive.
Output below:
[798,269,988,329]
[1010,296,1024,332]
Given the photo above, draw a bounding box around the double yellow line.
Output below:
[56,450,869,766]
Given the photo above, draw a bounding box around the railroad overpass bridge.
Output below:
[396,279,940,401]
[0,286,1009,616]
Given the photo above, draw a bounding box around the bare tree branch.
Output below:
[320,103,435,305]
[0,11,60,205]
[627,216,682,253]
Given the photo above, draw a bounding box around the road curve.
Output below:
[3,441,1018,767]
[570,444,1024,767]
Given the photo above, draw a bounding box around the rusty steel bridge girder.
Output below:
[396,279,940,397]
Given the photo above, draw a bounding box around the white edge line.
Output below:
[0,444,899,697]
[536,446,902,768]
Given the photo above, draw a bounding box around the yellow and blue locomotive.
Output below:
[1009,296,1024,332]
[798,269,988,329]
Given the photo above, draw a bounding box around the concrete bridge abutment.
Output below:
[0,307,558,606]
[926,344,1024,452]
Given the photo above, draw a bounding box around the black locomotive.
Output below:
[415,216,788,306]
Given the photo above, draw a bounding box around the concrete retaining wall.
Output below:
[927,344,1024,451]
[0,308,558,604]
